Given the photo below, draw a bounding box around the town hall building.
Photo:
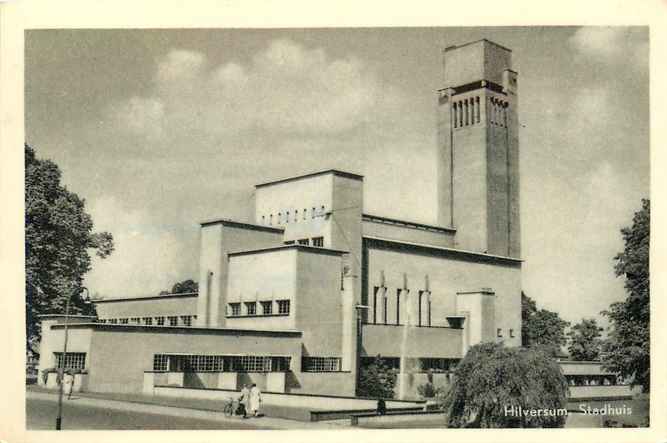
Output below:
[38,39,523,399]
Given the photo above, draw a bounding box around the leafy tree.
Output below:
[159,278,198,295]
[443,343,569,428]
[358,355,397,399]
[567,318,604,361]
[521,292,570,355]
[602,199,650,392]
[25,144,114,354]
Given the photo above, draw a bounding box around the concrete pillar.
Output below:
[341,274,356,371]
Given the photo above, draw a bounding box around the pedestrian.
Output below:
[64,370,74,400]
[249,383,262,417]
[377,398,386,415]
[238,384,249,418]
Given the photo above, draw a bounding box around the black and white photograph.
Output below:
[1,3,663,441]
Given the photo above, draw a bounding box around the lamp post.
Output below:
[55,286,89,431]
[354,304,369,397]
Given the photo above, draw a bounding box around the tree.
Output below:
[443,343,569,428]
[358,355,397,399]
[567,318,604,361]
[602,199,650,392]
[159,279,198,295]
[521,292,570,355]
[25,144,114,354]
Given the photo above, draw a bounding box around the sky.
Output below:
[25,27,649,326]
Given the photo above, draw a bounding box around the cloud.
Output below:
[108,39,405,138]
[108,96,165,140]
[84,196,197,298]
[569,27,629,59]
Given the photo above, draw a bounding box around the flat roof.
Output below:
[255,169,363,188]
[92,292,198,304]
[364,235,523,264]
[50,323,303,337]
[362,213,456,234]
[200,218,285,232]
[229,243,348,258]
[444,38,512,53]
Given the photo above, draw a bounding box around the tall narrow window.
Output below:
[383,292,388,324]
[277,299,290,315]
[453,102,458,128]
[427,292,432,327]
[269,214,273,225]
[396,289,401,325]
[312,207,316,219]
[372,286,379,324]
[278,212,282,224]
[303,208,307,220]
[295,210,298,222]
[261,215,265,224]
[286,211,289,223]
[245,302,256,316]
[476,97,481,123]
[312,237,324,247]
[418,290,423,327]
[465,99,469,126]
[458,102,463,127]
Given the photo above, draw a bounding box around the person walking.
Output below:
[64,371,74,400]
[249,383,262,417]
[238,384,250,418]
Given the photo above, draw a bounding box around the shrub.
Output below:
[358,355,397,399]
[443,343,569,428]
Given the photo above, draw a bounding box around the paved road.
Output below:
[27,397,267,430]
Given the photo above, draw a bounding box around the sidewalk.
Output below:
[27,387,348,430]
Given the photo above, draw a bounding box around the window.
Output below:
[269,214,273,225]
[156,316,165,326]
[120,318,129,324]
[509,328,515,338]
[284,240,295,245]
[261,301,273,315]
[278,212,282,224]
[168,316,178,326]
[231,355,272,372]
[420,358,456,373]
[245,302,257,316]
[298,238,310,245]
[98,319,107,323]
[321,205,326,215]
[180,315,193,326]
[153,354,169,371]
[286,211,289,223]
[108,318,117,324]
[261,215,265,224]
[228,303,241,317]
[277,299,290,315]
[312,236,324,247]
[312,207,316,219]
[497,328,503,338]
[295,210,298,221]
[142,317,153,326]
[55,352,86,371]
[303,208,307,220]
[302,357,341,372]
[130,317,141,324]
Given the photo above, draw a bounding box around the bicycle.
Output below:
[222,397,239,417]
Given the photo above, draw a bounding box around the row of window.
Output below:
[453,96,481,127]
[360,357,459,373]
[489,97,508,127]
[55,352,87,370]
[302,357,342,372]
[452,96,509,128]
[98,315,196,327]
[284,236,324,247]
[227,299,290,317]
[497,328,515,338]
[368,286,433,327]
[153,354,291,373]
[260,205,327,226]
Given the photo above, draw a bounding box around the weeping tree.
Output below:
[358,355,397,398]
[443,343,569,428]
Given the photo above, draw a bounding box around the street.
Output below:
[26,397,268,430]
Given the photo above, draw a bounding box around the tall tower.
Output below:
[436,39,520,258]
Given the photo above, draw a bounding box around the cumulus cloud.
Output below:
[108,39,405,138]
[569,27,629,59]
[108,96,165,140]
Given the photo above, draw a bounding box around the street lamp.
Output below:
[56,286,89,431]
[354,304,369,397]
